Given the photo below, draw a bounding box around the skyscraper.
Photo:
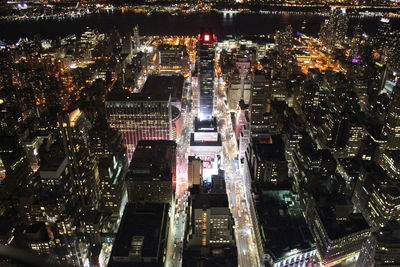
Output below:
[108,203,170,267]
[133,25,140,53]
[58,108,98,207]
[375,17,392,56]
[186,193,234,248]
[319,8,349,50]
[352,162,400,228]
[188,156,202,189]
[197,29,216,120]
[106,76,183,154]
[0,135,31,198]
[357,220,400,267]
[184,176,236,267]
[157,44,189,75]
[88,118,128,218]
[308,206,370,266]
[383,82,400,149]
[106,79,178,160]
[37,142,81,265]
[126,140,176,204]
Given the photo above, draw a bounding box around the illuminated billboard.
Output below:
[194,132,218,142]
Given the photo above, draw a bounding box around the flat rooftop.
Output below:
[337,158,361,176]
[140,75,184,102]
[256,190,314,261]
[106,75,184,102]
[317,206,369,241]
[39,154,67,170]
[183,245,237,267]
[127,140,176,181]
[253,135,286,161]
[108,203,169,267]
[190,133,222,147]
[194,117,218,132]
[158,44,186,51]
[192,193,229,210]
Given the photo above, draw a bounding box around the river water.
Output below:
[1,11,399,42]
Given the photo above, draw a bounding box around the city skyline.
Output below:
[1,3,400,267]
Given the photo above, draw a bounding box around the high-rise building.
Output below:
[21,130,50,173]
[319,8,349,49]
[126,140,176,204]
[380,149,400,180]
[383,82,400,149]
[375,17,392,57]
[249,72,279,137]
[350,24,364,62]
[157,44,189,75]
[0,134,32,200]
[275,25,294,59]
[133,25,140,53]
[384,32,400,71]
[121,34,132,57]
[108,203,170,267]
[357,220,400,267]
[88,118,128,218]
[197,29,216,120]
[58,108,98,207]
[250,72,268,131]
[186,193,235,247]
[248,136,288,186]
[187,156,202,189]
[254,190,317,267]
[353,161,400,229]
[184,173,236,266]
[308,205,370,266]
[24,222,53,256]
[106,76,183,160]
[36,141,81,265]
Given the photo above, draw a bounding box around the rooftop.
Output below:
[190,133,222,147]
[106,75,184,102]
[108,203,169,267]
[253,135,286,161]
[183,246,237,267]
[194,117,218,132]
[127,140,176,181]
[140,75,184,102]
[39,156,67,174]
[256,190,314,261]
[337,158,361,176]
[158,44,186,51]
[25,222,50,243]
[192,193,229,210]
[317,206,369,241]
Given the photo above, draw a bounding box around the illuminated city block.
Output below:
[190,117,222,182]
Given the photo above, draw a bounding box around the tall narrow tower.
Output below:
[197,29,216,121]
[133,25,140,53]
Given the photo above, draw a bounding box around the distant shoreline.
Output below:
[1,9,399,43]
